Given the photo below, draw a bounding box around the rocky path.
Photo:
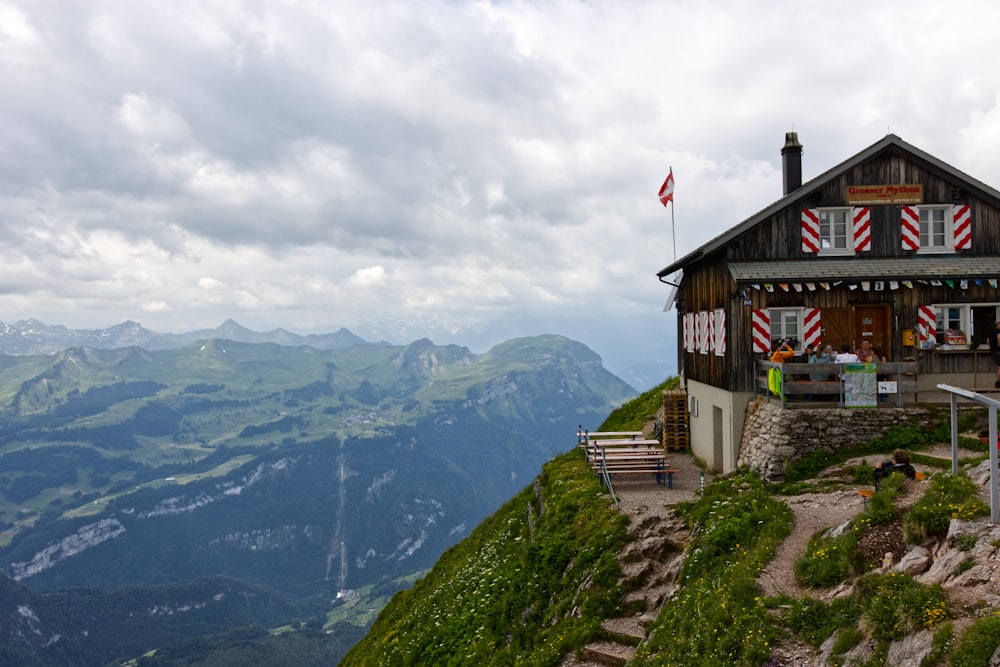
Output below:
[560,449,702,666]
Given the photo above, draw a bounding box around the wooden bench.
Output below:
[577,429,644,447]
[590,448,674,487]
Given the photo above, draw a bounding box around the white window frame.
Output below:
[933,304,970,344]
[918,205,955,254]
[934,303,1000,344]
[817,207,854,256]
[769,307,802,351]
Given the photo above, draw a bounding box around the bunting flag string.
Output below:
[741,278,1000,292]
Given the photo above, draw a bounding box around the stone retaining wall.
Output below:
[737,397,932,482]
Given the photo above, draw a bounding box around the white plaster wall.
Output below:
[683,379,754,473]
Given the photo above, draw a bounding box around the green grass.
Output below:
[341,451,629,666]
[631,471,793,666]
[854,572,949,641]
[904,474,989,542]
[598,377,680,433]
[949,615,1000,667]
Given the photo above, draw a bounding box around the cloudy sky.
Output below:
[3,1,1000,389]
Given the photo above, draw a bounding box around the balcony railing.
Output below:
[754,360,920,408]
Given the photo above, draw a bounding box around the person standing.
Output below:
[990,320,1000,389]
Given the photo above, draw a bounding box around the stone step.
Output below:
[579,641,635,667]
[600,617,644,644]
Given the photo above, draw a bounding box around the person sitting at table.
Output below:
[809,344,836,381]
[855,338,876,363]
[835,343,859,364]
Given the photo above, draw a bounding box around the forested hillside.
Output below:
[0,334,634,665]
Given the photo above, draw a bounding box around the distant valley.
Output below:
[0,323,635,665]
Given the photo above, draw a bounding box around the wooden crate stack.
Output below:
[661,389,689,451]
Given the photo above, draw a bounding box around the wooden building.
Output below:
[658,133,1000,472]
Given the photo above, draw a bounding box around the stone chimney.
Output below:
[781,132,803,195]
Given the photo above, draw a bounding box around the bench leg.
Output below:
[667,471,673,489]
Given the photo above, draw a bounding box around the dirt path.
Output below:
[758,489,861,597]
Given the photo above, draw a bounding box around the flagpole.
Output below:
[670,165,676,263]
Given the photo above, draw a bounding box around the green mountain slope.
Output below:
[0,334,634,665]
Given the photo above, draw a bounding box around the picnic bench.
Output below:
[577,428,645,447]
[578,427,680,487]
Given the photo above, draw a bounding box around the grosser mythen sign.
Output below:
[845,184,924,205]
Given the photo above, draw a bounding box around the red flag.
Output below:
[658,168,674,206]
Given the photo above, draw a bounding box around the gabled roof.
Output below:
[656,134,1000,278]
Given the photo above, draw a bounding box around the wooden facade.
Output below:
[658,134,1000,472]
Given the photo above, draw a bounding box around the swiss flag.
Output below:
[658,168,674,206]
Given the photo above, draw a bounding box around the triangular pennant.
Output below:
[779,283,789,292]
[960,279,968,289]
[764,283,774,293]
[875,281,885,291]
[889,281,899,290]
[849,284,858,291]
[793,283,802,292]
[861,281,871,291]
[833,281,843,287]
[975,279,983,286]
[930,280,942,286]
[991,279,998,289]
[806,283,816,291]
[752,283,761,291]
[820,282,830,290]
[902,281,913,288]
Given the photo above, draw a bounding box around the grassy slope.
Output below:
[343,380,1000,667]
[342,379,677,666]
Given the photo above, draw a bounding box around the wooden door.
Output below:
[822,308,851,352]
[854,305,891,358]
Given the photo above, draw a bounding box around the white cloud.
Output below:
[2,0,1000,386]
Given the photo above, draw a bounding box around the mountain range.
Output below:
[0,319,372,356]
[0,326,636,665]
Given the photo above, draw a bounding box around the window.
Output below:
[770,308,800,348]
[933,304,969,344]
[818,208,852,255]
[935,303,1000,345]
[919,206,952,252]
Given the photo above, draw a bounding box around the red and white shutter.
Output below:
[682,313,689,352]
[690,313,698,352]
[917,305,936,346]
[801,209,820,253]
[803,308,822,349]
[685,313,694,352]
[714,308,726,356]
[901,205,920,250]
[751,309,770,353]
[853,207,871,252]
[953,204,972,250]
[707,310,716,353]
[699,311,710,354]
